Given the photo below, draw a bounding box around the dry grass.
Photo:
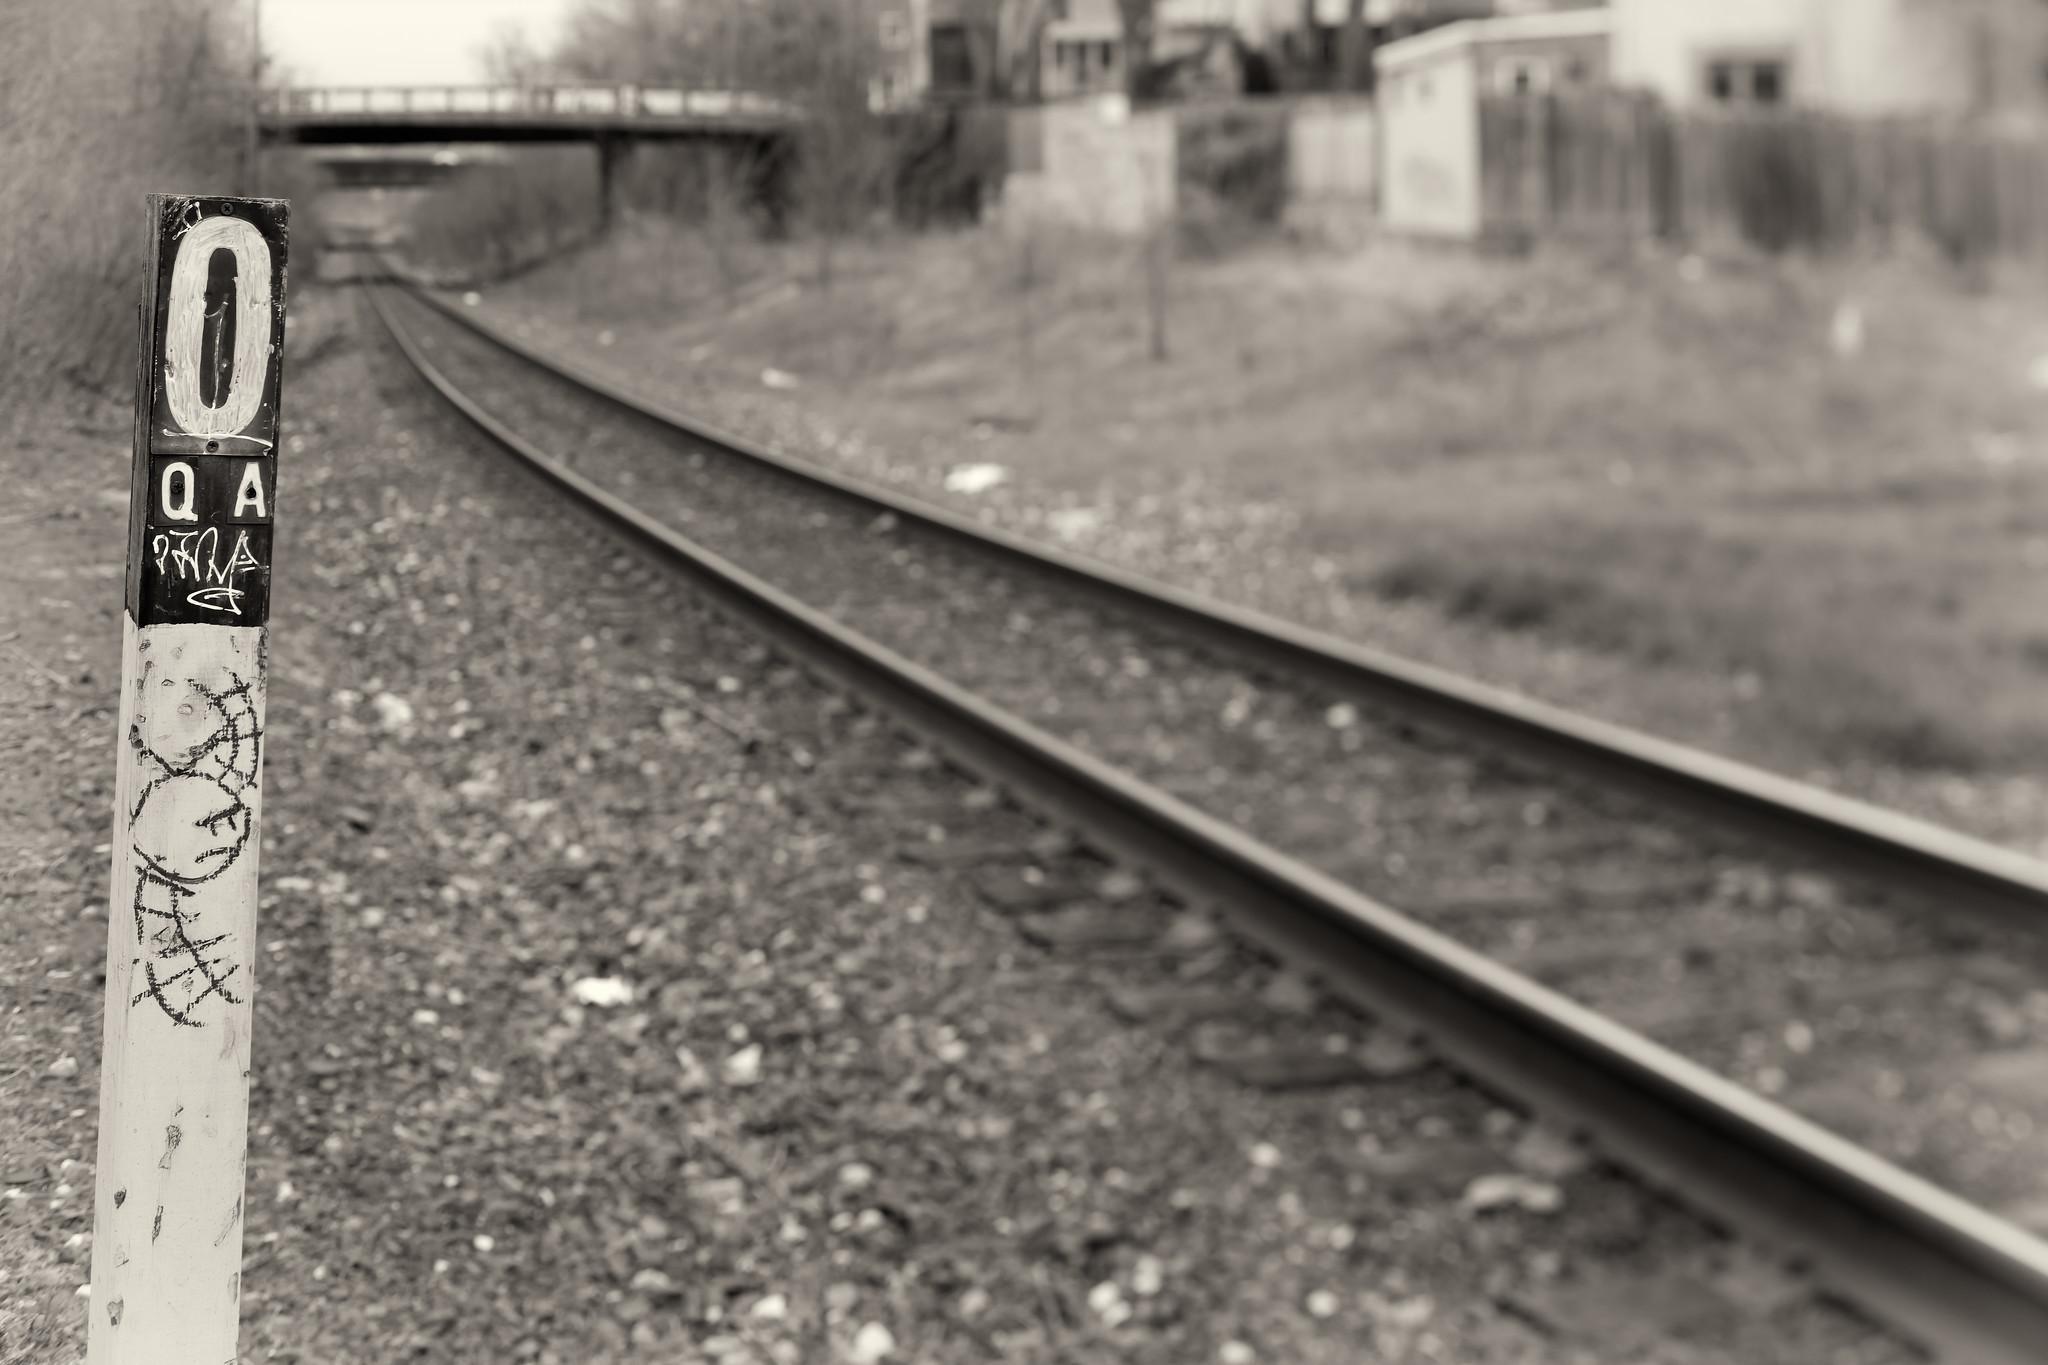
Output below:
[405,149,604,285]
[0,1,249,422]
[487,220,2048,784]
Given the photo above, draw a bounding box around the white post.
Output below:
[88,193,289,1365]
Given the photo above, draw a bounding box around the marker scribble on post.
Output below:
[127,663,262,1027]
[148,526,265,616]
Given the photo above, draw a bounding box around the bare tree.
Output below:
[552,0,686,83]
[1336,0,1374,93]
[1114,0,1158,99]
[720,0,894,287]
[3,0,245,400]
[476,23,549,85]
[496,0,901,283]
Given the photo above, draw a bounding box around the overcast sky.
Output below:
[265,0,577,86]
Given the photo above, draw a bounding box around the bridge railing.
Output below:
[261,84,794,120]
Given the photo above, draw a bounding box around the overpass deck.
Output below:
[260,84,798,144]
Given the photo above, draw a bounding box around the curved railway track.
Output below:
[362,266,2048,1363]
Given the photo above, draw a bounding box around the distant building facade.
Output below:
[1608,0,2048,116]
[1040,0,1129,97]
[903,0,1609,104]
[1036,0,1268,99]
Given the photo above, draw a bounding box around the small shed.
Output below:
[1376,9,1612,238]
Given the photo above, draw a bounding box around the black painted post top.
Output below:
[126,194,290,628]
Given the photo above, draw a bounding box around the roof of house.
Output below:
[1045,0,1124,41]
[1375,7,1612,72]
[1047,0,1294,41]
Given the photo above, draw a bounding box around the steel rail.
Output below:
[367,281,2048,1364]
[385,273,2048,925]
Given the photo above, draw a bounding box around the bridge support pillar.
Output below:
[597,134,630,235]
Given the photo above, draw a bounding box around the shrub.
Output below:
[1721,117,1828,254]
[0,0,248,413]
[404,149,602,284]
[889,104,1010,228]
[1175,101,1289,252]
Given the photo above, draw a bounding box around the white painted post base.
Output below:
[89,616,268,1364]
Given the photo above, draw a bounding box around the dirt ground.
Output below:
[453,216,2048,854]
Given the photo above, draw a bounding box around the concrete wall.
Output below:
[1004,96,1377,235]
[1288,98,1377,201]
[1004,99,1178,235]
[1379,45,1482,237]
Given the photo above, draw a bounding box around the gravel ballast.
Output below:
[379,285,2048,1239]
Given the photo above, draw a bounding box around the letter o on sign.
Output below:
[162,216,274,439]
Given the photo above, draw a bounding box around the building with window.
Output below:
[1375,8,1610,235]
[1034,0,1122,97]
[1608,0,2048,115]
[1036,0,1301,99]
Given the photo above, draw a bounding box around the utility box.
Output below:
[1376,9,1611,239]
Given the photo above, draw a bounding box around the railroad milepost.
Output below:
[89,194,288,1365]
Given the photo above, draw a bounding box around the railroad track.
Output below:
[361,266,2048,1363]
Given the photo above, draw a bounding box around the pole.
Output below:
[598,133,625,234]
[246,0,263,191]
[87,193,289,1365]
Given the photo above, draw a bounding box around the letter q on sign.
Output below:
[161,216,275,440]
[159,462,199,522]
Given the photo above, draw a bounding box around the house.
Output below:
[874,0,935,106]
[1037,0,1335,99]
[1250,0,1594,88]
[1608,0,2048,116]
[922,0,1004,96]
[1374,8,1610,236]
[909,0,1601,104]
[1040,0,1129,97]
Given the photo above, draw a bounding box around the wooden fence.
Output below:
[1480,91,2048,261]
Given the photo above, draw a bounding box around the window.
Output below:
[1705,55,1790,105]
[1100,41,1116,68]
[1495,55,1553,96]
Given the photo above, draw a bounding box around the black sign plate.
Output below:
[127,195,289,627]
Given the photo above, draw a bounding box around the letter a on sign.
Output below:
[91,194,288,1365]
[233,461,267,518]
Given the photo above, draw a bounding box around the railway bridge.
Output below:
[261,84,799,223]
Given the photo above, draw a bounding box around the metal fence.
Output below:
[1480,90,2048,261]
